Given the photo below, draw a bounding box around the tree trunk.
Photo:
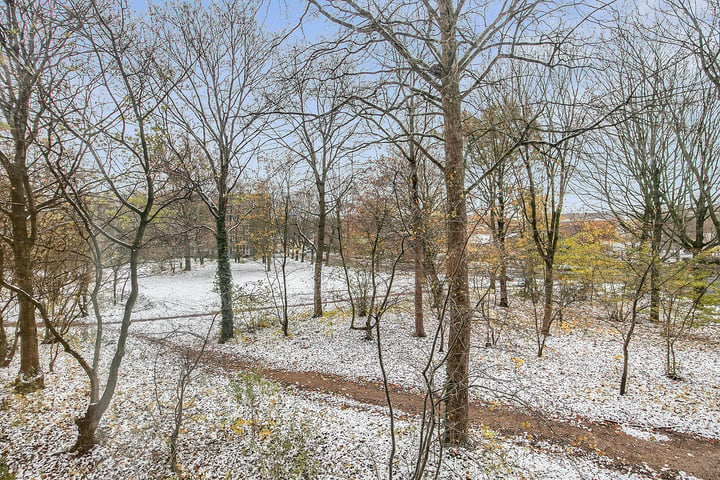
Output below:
[73,237,146,453]
[313,194,326,317]
[10,170,43,391]
[112,267,119,305]
[410,153,425,337]
[216,201,234,342]
[423,248,443,310]
[280,253,290,336]
[1,44,42,391]
[413,240,426,337]
[440,0,470,443]
[540,260,554,337]
[497,226,509,308]
[666,337,677,379]
[170,392,185,472]
[0,313,7,367]
[649,160,663,323]
[498,262,508,308]
[78,268,90,317]
[650,261,660,323]
[523,253,537,300]
[620,292,640,395]
[620,340,630,395]
[73,403,102,453]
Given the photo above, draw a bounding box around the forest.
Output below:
[0,0,719,479]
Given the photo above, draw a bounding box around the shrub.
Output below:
[230,281,274,332]
[230,371,322,479]
[0,455,15,480]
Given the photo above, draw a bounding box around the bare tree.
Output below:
[662,72,720,255]
[261,156,303,336]
[593,241,653,395]
[0,0,80,391]
[465,97,526,309]
[36,0,185,452]
[354,67,444,338]
[152,319,215,473]
[584,21,682,324]
[306,0,602,443]
[515,62,591,356]
[665,0,720,93]
[158,0,277,342]
[661,1,720,248]
[336,162,406,340]
[271,50,360,318]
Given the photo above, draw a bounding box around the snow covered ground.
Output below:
[2,332,661,480]
[1,259,717,479]
[131,260,720,440]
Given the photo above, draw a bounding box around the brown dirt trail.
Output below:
[198,345,720,480]
[131,307,718,480]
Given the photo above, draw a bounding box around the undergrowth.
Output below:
[230,370,322,479]
[0,455,14,480]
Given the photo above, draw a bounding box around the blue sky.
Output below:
[130,0,332,40]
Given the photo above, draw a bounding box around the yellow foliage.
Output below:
[479,425,497,441]
[231,420,244,435]
[560,323,573,333]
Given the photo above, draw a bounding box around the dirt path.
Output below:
[123,300,718,480]
[178,342,718,480]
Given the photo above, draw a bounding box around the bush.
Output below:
[0,455,15,480]
[230,281,274,332]
[230,371,322,479]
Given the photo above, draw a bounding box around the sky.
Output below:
[124,0,618,214]
[131,0,332,40]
